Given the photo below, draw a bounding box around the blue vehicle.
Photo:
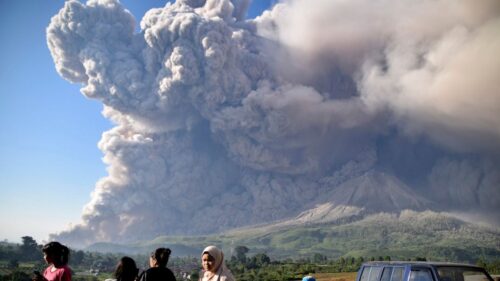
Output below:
[356,261,495,281]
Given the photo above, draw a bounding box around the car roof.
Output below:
[362,261,484,269]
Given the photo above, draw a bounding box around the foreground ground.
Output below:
[314,272,358,281]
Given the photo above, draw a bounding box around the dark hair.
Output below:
[151,248,171,268]
[42,241,70,266]
[115,256,138,281]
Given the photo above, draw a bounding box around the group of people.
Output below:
[33,242,235,281]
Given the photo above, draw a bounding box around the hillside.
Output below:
[324,171,433,212]
[86,210,500,262]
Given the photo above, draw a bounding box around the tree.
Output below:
[8,259,19,269]
[476,257,487,269]
[20,236,41,261]
[313,253,326,264]
[6,270,31,281]
[190,269,199,281]
[72,250,85,266]
[355,256,365,267]
[234,246,249,264]
[253,253,271,267]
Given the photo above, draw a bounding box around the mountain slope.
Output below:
[222,210,500,260]
[85,172,498,261]
[226,170,435,235]
[86,210,500,262]
[325,171,433,212]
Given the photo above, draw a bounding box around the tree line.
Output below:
[1,237,499,281]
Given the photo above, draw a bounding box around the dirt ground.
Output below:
[314,272,358,281]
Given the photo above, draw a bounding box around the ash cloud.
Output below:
[47,0,500,246]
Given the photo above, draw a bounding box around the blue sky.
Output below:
[0,0,275,244]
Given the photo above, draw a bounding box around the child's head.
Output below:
[42,241,69,267]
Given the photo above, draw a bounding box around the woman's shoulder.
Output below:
[52,265,71,273]
[164,267,176,278]
[160,267,176,280]
[219,275,235,281]
[142,267,175,280]
[151,267,174,274]
[220,269,235,281]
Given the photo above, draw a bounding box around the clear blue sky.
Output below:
[0,0,274,244]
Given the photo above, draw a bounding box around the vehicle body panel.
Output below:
[356,262,494,281]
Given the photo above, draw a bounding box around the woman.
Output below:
[33,241,71,281]
[105,256,139,281]
[199,246,234,281]
[138,248,176,281]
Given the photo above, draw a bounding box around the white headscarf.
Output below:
[200,246,235,281]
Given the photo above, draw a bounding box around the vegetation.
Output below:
[1,236,499,281]
[88,211,500,263]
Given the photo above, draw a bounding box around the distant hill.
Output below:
[86,209,500,262]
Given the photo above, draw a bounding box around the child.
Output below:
[33,242,71,281]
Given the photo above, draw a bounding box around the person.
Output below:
[199,245,234,281]
[105,256,139,281]
[138,248,176,281]
[33,241,71,281]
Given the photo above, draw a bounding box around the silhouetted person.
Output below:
[105,256,139,281]
[138,248,176,281]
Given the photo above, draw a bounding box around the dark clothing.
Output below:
[139,267,176,281]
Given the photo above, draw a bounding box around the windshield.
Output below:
[436,266,493,281]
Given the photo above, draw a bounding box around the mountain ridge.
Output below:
[85,209,500,262]
[325,170,433,212]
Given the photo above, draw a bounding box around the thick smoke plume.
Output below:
[47,0,500,246]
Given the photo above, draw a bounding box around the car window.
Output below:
[410,268,434,281]
[436,266,493,281]
[360,266,384,281]
[370,267,383,281]
[381,267,393,281]
[380,266,405,281]
[360,266,372,281]
[392,267,405,281]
